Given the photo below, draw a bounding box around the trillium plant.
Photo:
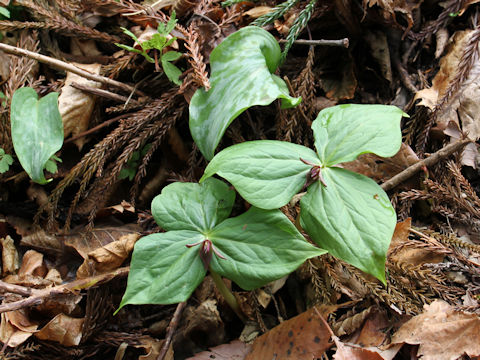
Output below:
[119,26,406,317]
[118,178,326,317]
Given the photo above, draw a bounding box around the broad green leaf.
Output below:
[300,167,396,283]
[312,104,405,166]
[151,178,235,232]
[10,87,63,184]
[209,207,326,290]
[118,230,207,310]
[201,140,319,209]
[189,26,301,160]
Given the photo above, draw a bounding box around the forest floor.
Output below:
[1,0,480,359]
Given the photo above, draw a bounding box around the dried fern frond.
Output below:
[36,89,180,230]
[20,0,120,43]
[409,0,464,41]
[185,25,210,90]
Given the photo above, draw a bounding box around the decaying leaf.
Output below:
[244,6,272,18]
[58,62,102,150]
[18,250,46,278]
[34,313,84,346]
[1,235,19,275]
[415,29,480,167]
[388,219,446,266]
[342,143,419,187]
[76,232,140,278]
[364,30,392,82]
[363,0,423,30]
[0,310,38,347]
[187,340,250,360]
[391,300,480,360]
[65,224,141,259]
[245,305,336,360]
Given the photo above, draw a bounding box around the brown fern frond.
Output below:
[21,0,120,43]
[101,54,136,80]
[185,24,210,90]
[130,104,186,203]
[409,0,464,41]
[37,90,179,230]
[416,25,480,155]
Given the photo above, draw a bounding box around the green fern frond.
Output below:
[251,0,300,27]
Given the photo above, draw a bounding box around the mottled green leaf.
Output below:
[300,167,396,283]
[151,178,235,232]
[312,104,405,166]
[209,207,326,290]
[190,26,301,160]
[201,140,318,209]
[10,87,63,184]
[118,230,206,309]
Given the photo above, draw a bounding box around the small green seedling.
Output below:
[201,104,407,283]
[116,12,182,85]
[10,87,63,184]
[0,148,13,173]
[118,177,325,315]
[119,144,152,181]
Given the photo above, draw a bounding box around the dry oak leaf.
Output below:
[245,305,337,360]
[391,300,480,360]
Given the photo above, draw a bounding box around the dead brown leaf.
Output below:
[244,6,272,18]
[0,310,38,347]
[34,313,84,346]
[342,143,419,187]
[363,0,423,31]
[1,235,19,275]
[187,340,250,360]
[391,300,480,360]
[18,250,47,278]
[58,62,102,150]
[245,305,336,360]
[388,219,445,266]
[333,340,384,360]
[76,232,140,278]
[65,224,141,259]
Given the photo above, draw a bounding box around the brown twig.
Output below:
[278,38,349,47]
[64,114,130,144]
[157,301,186,360]
[70,82,141,105]
[381,139,472,192]
[0,281,32,297]
[0,42,142,95]
[0,267,129,313]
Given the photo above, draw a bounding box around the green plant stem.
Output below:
[209,268,247,323]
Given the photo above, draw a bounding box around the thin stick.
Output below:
[381,138,472,191]
[64,114,129,144]
[71,82,141,105]
[157,301,186,360]
[0,42,140,95]
[0,281,32,297]
[0,267,129,313]
[279,38,349,48]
